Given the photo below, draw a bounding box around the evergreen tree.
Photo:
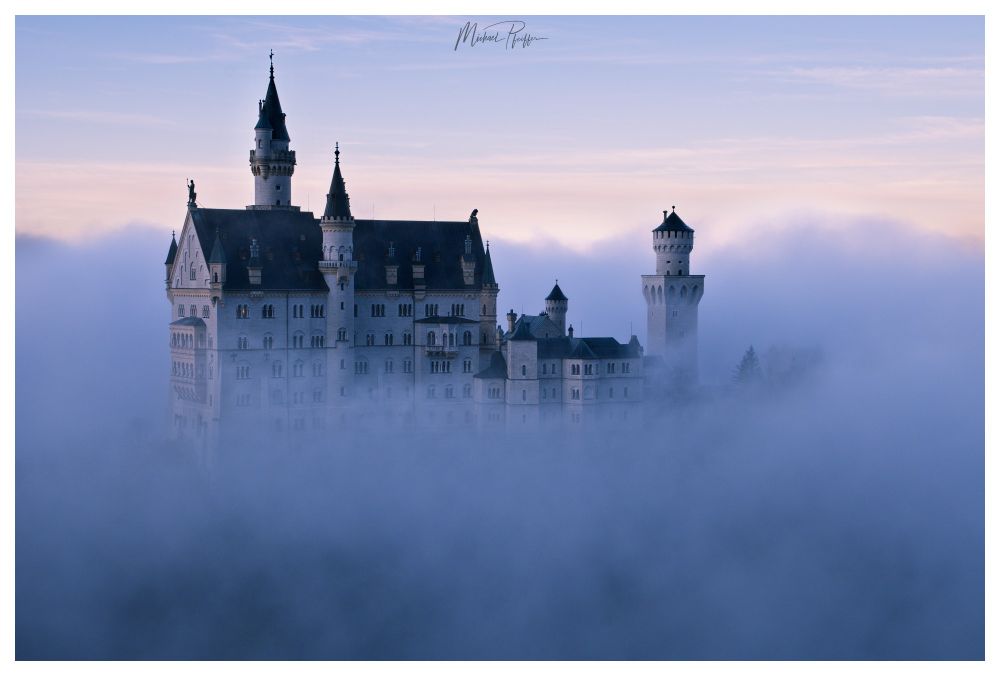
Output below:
[733,345,763,384]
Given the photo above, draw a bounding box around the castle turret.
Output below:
[480,239,499,348]
[544,282,568,336]
[249,53,296,209]
[642,207,705,384]
[164,231,177,286]
[319,143,357,402]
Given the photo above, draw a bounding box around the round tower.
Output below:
[653,207,694,276]
[544,282,568,336]
[642,207,705,386]
[249,53,296,208]
[319,144,357,402]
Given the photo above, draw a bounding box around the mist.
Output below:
[15,217,984,659]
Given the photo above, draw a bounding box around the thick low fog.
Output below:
[15,217,983,659]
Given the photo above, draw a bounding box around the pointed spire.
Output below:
[545,282,567,302]
[256,51,289,141]
[482,240,496,286]
[164,231,178,265]
[209,229,227,264]
[323,143,353,220]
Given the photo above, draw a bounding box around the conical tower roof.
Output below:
[322,143,353,220]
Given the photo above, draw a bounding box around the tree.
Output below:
[733,345,763,384]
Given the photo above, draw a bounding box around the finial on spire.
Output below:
[269,50,274,78]
[335,142,340,163]
[672,205,676,212]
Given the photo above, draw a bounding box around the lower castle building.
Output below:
[165,58,705,442]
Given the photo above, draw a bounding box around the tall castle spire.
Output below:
[249,51,296,209]
[323,142,353,221]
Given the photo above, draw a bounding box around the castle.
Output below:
[165,58,704,441]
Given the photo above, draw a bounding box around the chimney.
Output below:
[506,309,517,334]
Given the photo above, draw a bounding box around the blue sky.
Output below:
[15,15,984,250]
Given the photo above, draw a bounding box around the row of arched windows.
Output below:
[643,284,701,305]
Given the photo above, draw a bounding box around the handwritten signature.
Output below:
[454,21,549,51]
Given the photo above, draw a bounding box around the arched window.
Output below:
[463,330,472,346]
[448,332,455,347]
[691,285,699,302]
[669,286,676,298]
[521,364,527,376]
[428,331,436,346]
[680,285,688,298]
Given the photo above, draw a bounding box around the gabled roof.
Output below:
[352,218,491,291]
[507,313,561,340]
[653,209,694,233]
[474,351,507,379]
[535,336,643,360]
[189,208,327,292]
[509,318,537,341]
[165,233,178,265]
[545,283,567,302]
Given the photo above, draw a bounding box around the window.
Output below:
[398,303,412,317]
[177,305,185,318]
[202,305,210,318]
[424,304,439,318]
[312,389,324,403]
[272,361,283,378]
[312,362,324,377]
[293,361,304,377]
[236,304,249,318]
[355,361,369,375]
[370,304,385,318]
[622,361,631,374]
[584,364,593,375]
[292,333,304,349]
[522,389,526,401]
[385,360,394,374]
[403,359,413,374]
[572,388,581,400]
[236,393,252,407]
[542,363,547,375]
[571,364,580,376]
[463,330,472,346]
[427,385,436,399]
[403,332,412,346]
[445,385,454,399]
[463,384,472,398]
[310,304,325,318]
[293,304,304,318]
[384,333,394,346]
[337,327,348,342]
[607,362,616,374]
[365,333,375,347]
[463,359,472,373]
[236,364,251,379]
[189,266,196,281]
[427,331,436,346]
[237,336,249,350]
[262,335,274,350]
[521,364,527,376]
[311,334,326,348]
[189,304,196,317]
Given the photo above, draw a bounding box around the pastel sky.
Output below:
[15,15,984,252]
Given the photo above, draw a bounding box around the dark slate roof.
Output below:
[414,316,477,324]
[352,218,490,291]
[545,283,567,301]
[474,351,507,379]
[482,243,496,286]
[189,208,327,292]
[165,234,178,265]
[653,209,694,233]
[536,336,642,360]
[171,316,206,328]
[509,318,537,341]
[507,314,561,340]
[188,208,493,293]
[323,147,352,220]
[257,70,290,141]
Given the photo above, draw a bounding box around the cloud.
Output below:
[15,215,983,658]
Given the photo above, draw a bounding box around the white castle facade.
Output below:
[165,60,705,442]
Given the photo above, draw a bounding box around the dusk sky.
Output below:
[15,15,984,253]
